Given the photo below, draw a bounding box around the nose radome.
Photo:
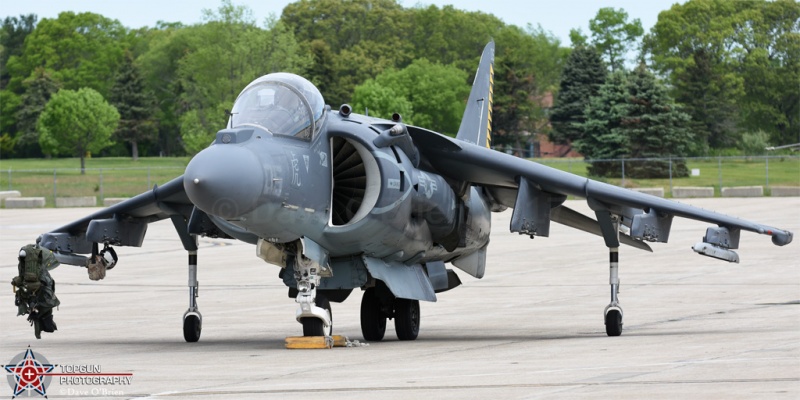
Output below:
[184,144,265,219]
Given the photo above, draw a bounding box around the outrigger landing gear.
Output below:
[183,243,202,342]
[604,215,623,337]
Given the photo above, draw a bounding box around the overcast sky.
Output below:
[3,0,681,47]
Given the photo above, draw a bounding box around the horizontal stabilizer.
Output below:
[551,206,652,252]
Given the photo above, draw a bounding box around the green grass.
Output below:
[0,155,797,206]
[0,157,189,201]
[534,156,800,196]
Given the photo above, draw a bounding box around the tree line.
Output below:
[0,0,797,178]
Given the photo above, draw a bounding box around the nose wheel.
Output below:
[301,295,332,336]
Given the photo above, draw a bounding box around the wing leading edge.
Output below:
[39,176,198,258]
[410,128,793,252]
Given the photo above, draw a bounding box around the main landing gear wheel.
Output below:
[605,309,622,337]
[302,295,332,337]
[394,298,420,341]
[360,287,387,341]
[183,314,201,342]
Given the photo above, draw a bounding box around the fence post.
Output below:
[765,156,769,190]
[717,156,722,195]
[147,167,151,189]
[100,169,104,202]
[668,157,673,195]
[7,168,11,190]
[53,169,57,205]
[621,157,626,186]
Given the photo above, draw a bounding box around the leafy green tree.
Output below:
[282,0,408,54]
[109,51,157,160]
[281,0,411,106]
[350,80,413,119]
[351,59,469,135]
[6,12,129,97]
[176,1,309,154]
[569,28,588,48]
[645,0,799,149]
[588,7,643,71]
[408,5,504,72]
[0,14,37,90]
[0,14,38,155]
[739,130,770,155]
[491,24,568,148]
[549,46,606,146]
[737,0,800,146]
[136,22,192,156]
[38,88,120,174]
[281,1,565,148]
[0,91,22,156]
[672,48,740,152]
[14,68,60,157]
[328,40,412,107]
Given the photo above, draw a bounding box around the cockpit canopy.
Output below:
[230,73,325,141]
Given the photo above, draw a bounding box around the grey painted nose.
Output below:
[184,144,265,219]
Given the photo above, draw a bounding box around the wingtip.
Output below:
[771,230,793,246]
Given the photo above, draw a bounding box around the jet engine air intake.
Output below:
[330,136,380,226]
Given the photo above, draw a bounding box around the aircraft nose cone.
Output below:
[184,145,265,219]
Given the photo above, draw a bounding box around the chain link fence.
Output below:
[532,155,800,196]
[1,167,185,205]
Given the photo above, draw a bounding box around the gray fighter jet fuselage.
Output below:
[187,108,490,265]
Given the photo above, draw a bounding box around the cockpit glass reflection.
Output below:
[230,73,325,142]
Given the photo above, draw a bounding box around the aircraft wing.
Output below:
[38,175,210,263]
[408,127,793,257]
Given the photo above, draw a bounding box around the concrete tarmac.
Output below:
[1,198,798,399]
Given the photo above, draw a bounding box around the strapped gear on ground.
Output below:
[11,244,60,339]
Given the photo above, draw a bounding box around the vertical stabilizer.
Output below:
[456,41,495,148]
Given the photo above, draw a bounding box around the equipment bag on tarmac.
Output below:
[11,244,60,339]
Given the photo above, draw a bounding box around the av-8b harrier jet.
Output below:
[37,42,793,342]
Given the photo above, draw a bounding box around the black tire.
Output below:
[605,309,623,336]
[360,288,387,341]
[183,314,201,342]
[394,298,420,341]
[302,295,332,336]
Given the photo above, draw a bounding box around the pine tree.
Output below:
[574,70,629,177]
[622,64,692,178]
[549,46,606,146]
[14,68,60,157]
[577,66,693,179]
[109,51,157,160]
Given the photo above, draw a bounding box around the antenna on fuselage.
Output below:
[225,109,237,129]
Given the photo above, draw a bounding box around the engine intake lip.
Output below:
[329,136,379,226]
